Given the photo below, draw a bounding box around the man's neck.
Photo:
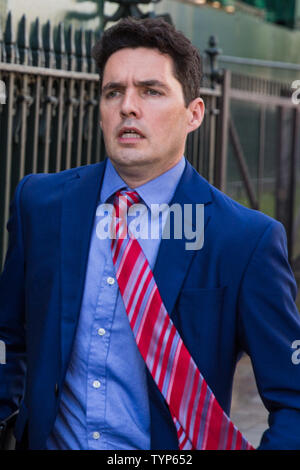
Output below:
[110,159,183,189]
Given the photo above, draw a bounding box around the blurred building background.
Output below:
[1,0,300,78]
[155,1,300,81]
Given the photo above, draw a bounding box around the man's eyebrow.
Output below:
[101,81,124,94]
[136,80,170,90]
[101,79,170,94]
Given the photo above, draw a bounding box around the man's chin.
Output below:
[109,154,152,168]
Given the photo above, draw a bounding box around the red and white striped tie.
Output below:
[111,189,254,450]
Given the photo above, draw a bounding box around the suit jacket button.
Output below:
[55,383,59,397]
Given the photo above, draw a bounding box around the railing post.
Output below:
[275,107,291,237]
[288,108,300,263]
[205,35,223,90]
[214,69,231,192]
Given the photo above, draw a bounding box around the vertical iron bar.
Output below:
[1,73,15,267]
[75,28,87,73]
[65,24,76,72]
[75,80,85,167]
[18,15,31,66]
[92,83,103,163]
[0,20,5,62]
[43,20,55,69]
[214,69,231,192]
[257,105,266,204]
[16,15,30,182]
[54,77,65,172]
[208,95,217,184]
[30,17,45,67]
[30,75,42,174]
[288,108,300,262]
[85,81,95,165]
[65,78,75,169]
[28,18,43,174]
[229,117,259,210]
[4,12,17,64]
[40,76,54,173]
[54,22,67,70]
[275,107,293,243]
[17,74,30,181]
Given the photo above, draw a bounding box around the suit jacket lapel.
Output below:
[153,161,213,317]
[60,160,106,379]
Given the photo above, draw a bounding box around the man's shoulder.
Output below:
[18,162,105,202]
[22,161,104,186]
[210,182,273,226]
[186,163,282,245]
[188,164,274,226]
[209,181,285,257]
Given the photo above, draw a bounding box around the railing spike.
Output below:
[42,20,55,68]
[54,21,67,70]
[30,17,45,67]
[85,30,93,74]
[4,11,18,64]
[91,29,101,75]
[65,24,76,72]
[75,27,87,73]
[17,14,30,65]
[0,19,4,62]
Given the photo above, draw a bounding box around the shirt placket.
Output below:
[86,250,118,449]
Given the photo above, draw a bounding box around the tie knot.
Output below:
[113,190,141,217]
[114,189,140,210]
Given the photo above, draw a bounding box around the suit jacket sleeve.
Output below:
[238,219,300,449]
[0,175,31,420]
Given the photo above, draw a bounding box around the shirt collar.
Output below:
[100,157,186,209]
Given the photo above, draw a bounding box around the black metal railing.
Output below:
[0,12,222,268]
[0,13,106,266]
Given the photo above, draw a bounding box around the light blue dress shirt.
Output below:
[46,157,185,450]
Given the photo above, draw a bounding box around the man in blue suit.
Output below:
[1,17,300,450]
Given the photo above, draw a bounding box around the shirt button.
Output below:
[93,380,101,389]
[107,276,115,285]
[97,328,106,336]
[93,431,100,440]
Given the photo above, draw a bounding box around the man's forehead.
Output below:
[102,47,176,84]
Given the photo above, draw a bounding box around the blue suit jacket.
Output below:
[1,159,300,450]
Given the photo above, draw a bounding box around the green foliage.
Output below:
[239,0,297,28]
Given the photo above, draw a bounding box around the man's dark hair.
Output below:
[92,17,202,106]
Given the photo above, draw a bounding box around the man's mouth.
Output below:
[118,127,145,140]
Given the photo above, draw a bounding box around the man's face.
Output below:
[100,47,204,184]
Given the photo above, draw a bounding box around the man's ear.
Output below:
[187,97,205,134]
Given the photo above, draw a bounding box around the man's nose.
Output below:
[120,90,141,118]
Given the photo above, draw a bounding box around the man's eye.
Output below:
[105,90,120,98]
[145,89,162,96]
